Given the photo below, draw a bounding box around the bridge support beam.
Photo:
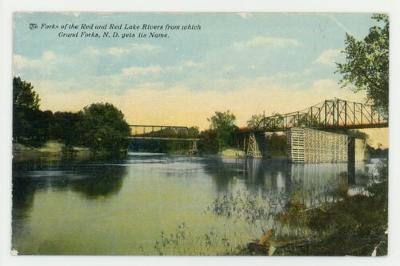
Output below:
[242,132,265,158]
[188,140,198,155]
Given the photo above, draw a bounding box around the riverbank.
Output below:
[220,148,245,158]
[13,141,91,162]
[238,170,388,256]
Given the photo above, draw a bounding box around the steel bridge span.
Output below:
[237,98,388,161]
[129,125,199,154]
[251,98,388,132]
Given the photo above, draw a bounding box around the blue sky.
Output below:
[13,12,388,147]
[14,12,374,92]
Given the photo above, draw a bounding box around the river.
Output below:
[12,152,381,255]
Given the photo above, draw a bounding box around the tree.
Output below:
[263,112,284,131]
[247,113,265,130]
[207,110,237,151]
[187,126,200,138]
[50,112,84,148]
[198,129,219,154]
[13,77,51,146]
[80,103,130,156]
[336,14,389,116]
[13,77,40,111]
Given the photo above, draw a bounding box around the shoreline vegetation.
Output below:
[12,76,293,159]
[12,141,91,163]
[12,75,387,159]
[147,160,387,256]
[246,174,388,256]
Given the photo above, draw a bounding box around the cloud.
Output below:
[82,43,158,58]
[314,49,341,66]
[181,60,199,68]
[13,51,57,70]
[122,65,163,76]
[122,60,201,77]
[84,46,101,56]
[107,43,157,57]
[233,36,300,50]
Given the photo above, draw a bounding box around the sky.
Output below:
[13,12,388,147]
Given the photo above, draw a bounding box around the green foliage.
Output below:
[80,103,130,156]
[198,129,219,154]
[13,77,40,110]
[187,126,200,138]
[49,112,84,147]
[207,111,237,151]
[366,144,388,158]
[210,190,280,224]
[264,113,284,131]
[151,222,238,255]
[336,14,389,116]
[13,77,51,146]
[274,163,388,256]
[12,77,133,156]
[247,113,265,130]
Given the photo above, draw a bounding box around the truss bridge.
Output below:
[129,125,199,154]
[256,98,387,132]
[237,98,388,161]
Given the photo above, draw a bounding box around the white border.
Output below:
[1,1,399,266]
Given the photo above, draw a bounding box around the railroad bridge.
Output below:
[129,125,199,154]
[237,98,388,162]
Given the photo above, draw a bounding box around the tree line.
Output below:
[13,77,130,156]
[12,76,242,156]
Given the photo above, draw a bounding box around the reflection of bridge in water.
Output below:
[205,157,373,208]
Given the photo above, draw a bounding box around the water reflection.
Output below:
[12,154,379,255]
[13,156,373,219]
[13,160,126,222]
[203,157,371,208]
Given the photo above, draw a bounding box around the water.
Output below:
[12,153,378,255]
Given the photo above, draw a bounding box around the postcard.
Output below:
[11,12,388,256]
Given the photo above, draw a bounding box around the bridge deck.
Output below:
[237,122,389,134]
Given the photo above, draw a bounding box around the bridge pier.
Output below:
[287,127,366,163]
[236,127,367,163]
[240,132,266,158]
[188,140,198,155]
[288,127,348,163]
